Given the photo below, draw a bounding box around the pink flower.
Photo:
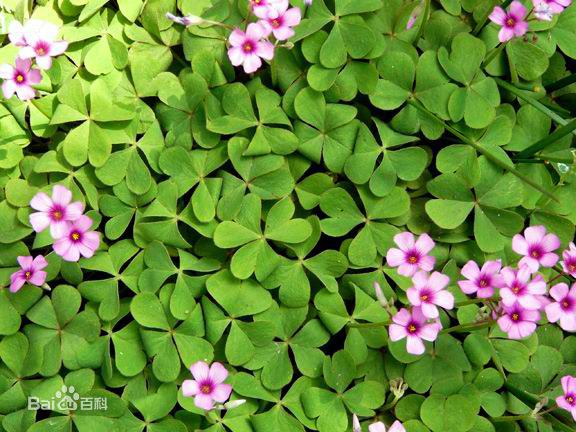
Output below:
[458,259,504,298]
[250,0,286,18]
[497,303,540,339]
[227,23,275,74]
[406,15,417,29]
[512,225,560,273]
[386,232,435,277]
[557,376,576,421]
[9,255,48,293]
[407,271,454,319]
[533,0,572,16]
[489,1,529,42]
[369,421,406,432]
[304,0,313,5]
[0,58,41,101]
[166,12,204,26]
[260,1,302,40]
[561,242,576,278]
[182,361,232,410]
[389,307,440,355]
[545,283,576,331]
[533,1,555,20]
[53,215,100,262]
[9,20,68,70]
[500,266,547,310]
[29,185,84,239]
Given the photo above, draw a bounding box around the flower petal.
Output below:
[29,212,51,233]
[182,379,199,397]
[209,362,229,384]
[461,260,480,280]
[489,6,507,25]
[190,361,210,381]
[194,394,214,410]
[212,383,232,402]
[29,270,47,286]
[415,233,435,254]
[406,335,425,355]
[388,324,407,341]
[30,192,53,211]
[17,256,34,269]
[394,232,415,251]
[386,248,405,267]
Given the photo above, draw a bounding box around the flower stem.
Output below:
[347,321,390,328]
[482,43,506,68]
[491,414,532,422]
[441,320,493,334]
[545,73,576,93]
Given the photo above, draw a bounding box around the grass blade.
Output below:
[515,118,576,159]
[546,73,576,93]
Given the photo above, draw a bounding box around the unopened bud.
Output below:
[166,12,204,27]
[352,414,362,432]
[224,399,247,410]
[374,282,388,308]
[390,378,408,400]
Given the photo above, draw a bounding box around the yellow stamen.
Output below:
[72,232,80,241]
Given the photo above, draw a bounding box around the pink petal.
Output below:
[389,422,406,432]
[82,231,100,251]
[283,8,302,26]
[524,309,541,322]
[256,40,275,60]
[512,234,528,255]
[228,47,245,66]
[516,321,536,339]
[75,215,94,232]
[411,306,428,324]
[17,256,33,268]
[557,395,574,411]
[8,21,25,46]
[406,287,422,306]
[398,263,418,277]
[32,255,48,270]
[540,252,559,268]
[527,278,547,295]
[190,361,210,381]
[513,21,528,37]
[419,255,435,272]
[482,259,502,275]
[419,323,439,341]
[545,302,562,323]
[411,270,429,288]
[542,233,560,252]
[461,260,480,280]
[560,315,576,332]
[182,379,199,397]
[229,29,246,47]
[518,256,540,273]
[35,56,52,70]
[388,324,407,341]
[2,80,16,99]
[61,245,81,262]
[429,272,449,291]
[53,237,73,258]
[498,315,513,332]
[27,68,42,84]
[28,270,46,286]
[392,308,412,326]
[406,335,425,355]
[498,26,514,42]
[489,6,507,25]
[14,57,31,72]
[50,220,70,239]
[29,212,51,233]
[16,85,36,101]
[394,232,415,251]
[30,192,53,211]
[18,46,36,60]
[243,54,262,74]
[500,288,517,306]
[10,274,26,293]
[551,283,570,301]
[273,27,294,41]
[518,294,543,310]
[65,201,85,221]
[78,243,96,259]
[51,185,72,206]
[509,0,527,19]
[209,362,229,384]
[0,64,14,79]
[562,376,576,394]
[525,225,546,244]
[477,286,495,298]
[48,40,68,56]
[386,248,405,267]
[246,22,266,40]
[194,394,214,410]
[458,280,478,295]
[369,422,386,432]
[421,303,439,319]
[434,290,454,309]
[415,233,435,254]
[211,383,232,402]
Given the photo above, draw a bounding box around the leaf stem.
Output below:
[546,73,576,93]
[408,98,558,201]
[482,43,506,68]
[441,320,493,334]
[514,118,576,159]
[494,78,576,138]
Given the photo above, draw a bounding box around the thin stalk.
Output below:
[515,118,576,159]
[546,73,576,93]
[441,320,493,334]
[408,99,558,201]
[347,321,390,328]
[494,78,576,138]
[491,415,533,422]
[482,43,506,68]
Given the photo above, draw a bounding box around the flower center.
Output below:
[271,18,281,28]
[511,284,523,295]
[529,247,542,259]
[421,294,428,301]
[36,45,46,55]
[200,384,212,394]
[506,17,516,27]
[407,323,418,334]
[562,298,573,310]
[71,231,81,241]
[243,41,255,53]
[567,395,575,405]
[24,271,32,280]
[15,74,24,83]
[52,209,63,221]
[479,278,488,288]
[407,255,418,264]
[569,264,576,273]
[511,313,520,322]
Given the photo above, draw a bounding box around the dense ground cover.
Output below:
[0,0,576,431]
